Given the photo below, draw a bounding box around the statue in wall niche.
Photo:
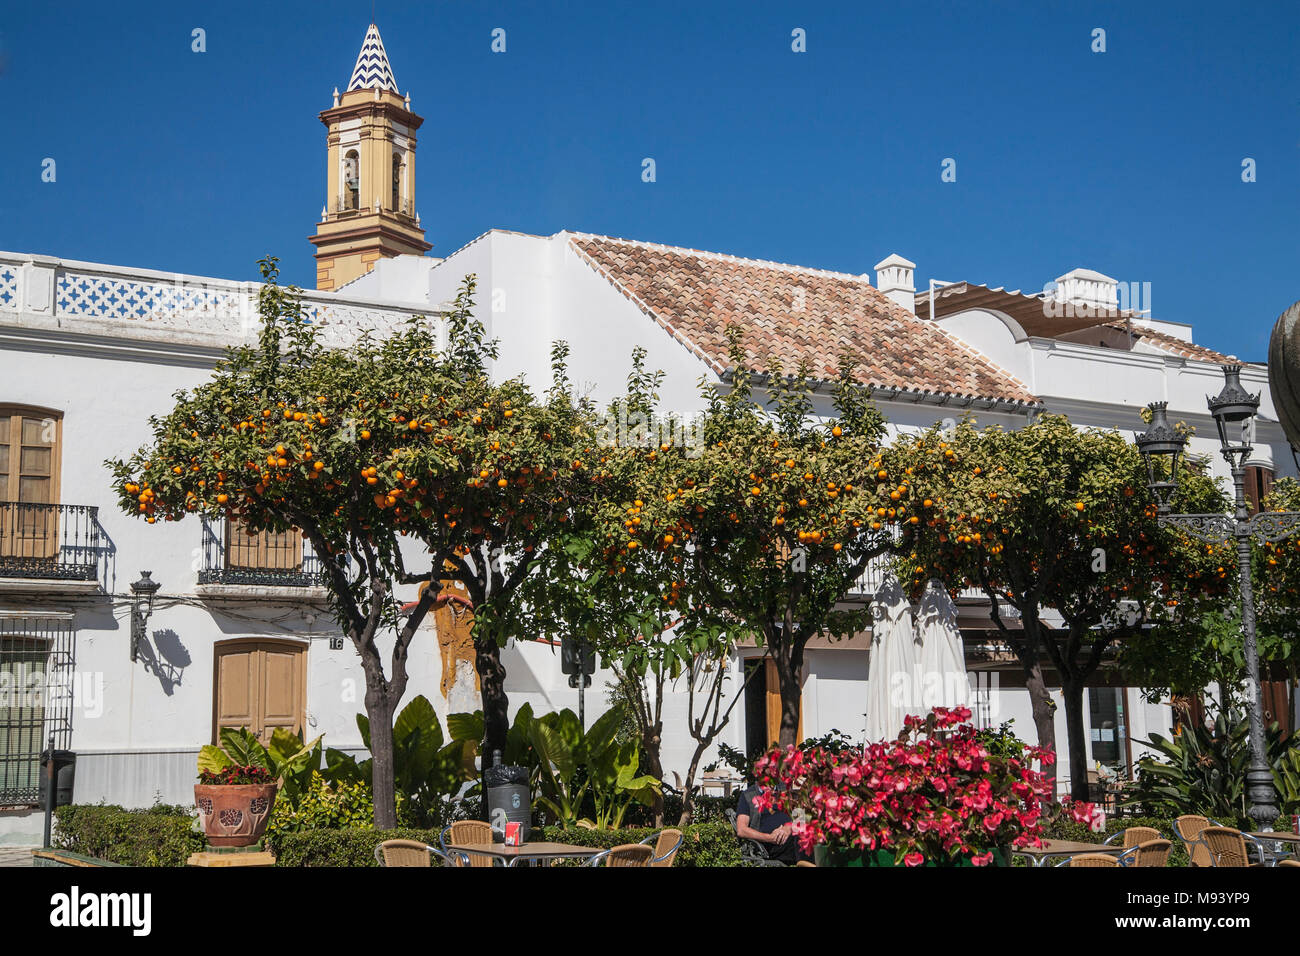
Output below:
[427,578,481,712]
[1268,299,1300,452]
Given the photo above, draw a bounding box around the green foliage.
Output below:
[1126,710,1296,824]
[325,695,476,827]
[266,773,377,844]
[444,702,661,828]
[270,821,740,866]
[272,826,445,867]
[537,822,744,867]
[54,804,204,867]
[975,721,1029,762]
[709,730,858,784]
[197,726,322,805]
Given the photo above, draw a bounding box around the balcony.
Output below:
[198,517,326,588]
[0,503,104,582]
[0,251,436,353]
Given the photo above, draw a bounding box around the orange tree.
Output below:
[1128,477,1300,714]
[108,262,587,825]
[883,415,1231,800]
[631,333,901,749]
[521,348,743,824]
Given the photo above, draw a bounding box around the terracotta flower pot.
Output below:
[194,783,278,847]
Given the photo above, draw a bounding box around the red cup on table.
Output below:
[505,822,522,846]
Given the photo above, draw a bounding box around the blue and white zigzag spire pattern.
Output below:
[347,23,399,93]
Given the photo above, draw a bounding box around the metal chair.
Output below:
[1200,826,1269,868]
[1116,839,1173,868]
[439,820,499,868]
[1104,826,1160,849]
[584,844,654,867]
[374,839,455,867]
[1068,853,1121,867]
[639,828,684,867]
[1174,815,1221,868]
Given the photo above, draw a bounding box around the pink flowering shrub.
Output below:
[753,707,1100,866]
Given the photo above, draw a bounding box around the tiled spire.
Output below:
[346,24,399,93]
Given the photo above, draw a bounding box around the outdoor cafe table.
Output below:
[449,841,604,867]
[1013,840,1128,867]
[1252,831,1300,864]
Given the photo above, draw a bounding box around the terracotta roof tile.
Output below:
[1117,323,1238,365]
[568,234,1039,407]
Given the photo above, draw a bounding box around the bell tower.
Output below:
[309,24,431,291]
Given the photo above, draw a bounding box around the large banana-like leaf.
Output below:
[447,711,484,746]
[197,744,231,774]
[219,727,271,770]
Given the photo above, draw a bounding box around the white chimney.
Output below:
[874,253,916,313]
[1051,268,1119,315]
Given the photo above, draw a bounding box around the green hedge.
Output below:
[537,822,743,867]
[271,821,744,867]
[54,804,204,867]
[1039,814,1188,867]
[271,826,443,866]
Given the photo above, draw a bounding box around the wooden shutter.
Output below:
[213,641,305,744]
[226,521,303,571]
[764,658,802,747]
[1245,466,1275,516]
[1262,680,1291,738]
[0,409,61,561]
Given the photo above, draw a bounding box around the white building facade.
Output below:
[0,24,1291,844]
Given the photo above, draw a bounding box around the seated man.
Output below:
[734,784,800,864]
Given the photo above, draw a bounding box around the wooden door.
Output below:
[0,410,60,561]
[764,658,802,746]
[213,640,305,744]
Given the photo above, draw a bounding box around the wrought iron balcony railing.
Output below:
[0,503,103,582]
[199,517,326,588]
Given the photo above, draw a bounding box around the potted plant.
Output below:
[194,728,319,848]
[754,706,1099,866]
[194,763,278,848]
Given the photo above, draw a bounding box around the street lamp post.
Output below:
[130,571,161,663]
[1135,365,1300,830]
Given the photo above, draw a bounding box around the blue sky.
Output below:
[1,0,1296,360]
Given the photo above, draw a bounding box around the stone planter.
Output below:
[813,844,1010,867]
[194,783,278,848]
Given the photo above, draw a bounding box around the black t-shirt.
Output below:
[735,786,791,835]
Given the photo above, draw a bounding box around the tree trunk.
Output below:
[365,688,398,829]
[1061,676,1090,803]
[772,637,805,749]
[475,638,510,767]
[1024,659,1058,794]
[642,726,665,827]
[678,742,709,826]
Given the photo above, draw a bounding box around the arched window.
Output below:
[391,152,403,213]
[343,150,360,211]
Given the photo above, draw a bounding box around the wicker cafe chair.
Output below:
[1116,839,1173,868]
[1277,859,1300,867]
[1200,827,1269,868]
[374,839,455,867]
[440,820,499,868]
[1104,826,1161,849]
[1174,815,1219,868]
[1068,853,1122,867]
[584,844,654,867]
[639,828,684,867]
